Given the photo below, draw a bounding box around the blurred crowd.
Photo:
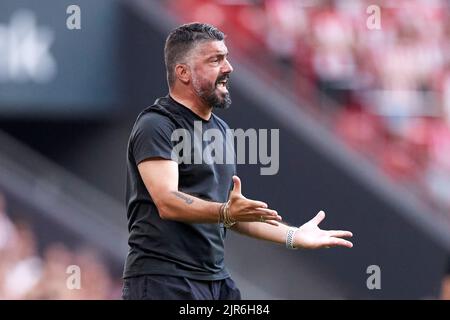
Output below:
[166,0,450,214]
[0,193,121,299]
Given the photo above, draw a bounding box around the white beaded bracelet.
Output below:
[286,227,299,250]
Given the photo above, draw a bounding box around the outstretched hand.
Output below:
[295,211,353,249]
[228,176,282,226]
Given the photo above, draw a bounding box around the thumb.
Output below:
[231,175,242,195]
[310,210,326,226]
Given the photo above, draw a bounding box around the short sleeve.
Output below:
[131,112,177,165]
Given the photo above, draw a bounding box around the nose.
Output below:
[222,58,233,74]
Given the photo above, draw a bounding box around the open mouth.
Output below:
[216,76,229,90]
[216,79,228,88]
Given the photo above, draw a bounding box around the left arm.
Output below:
[230,211,353,249]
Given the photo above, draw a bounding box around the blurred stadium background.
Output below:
[1,0,450,299]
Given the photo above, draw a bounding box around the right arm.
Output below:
[133,113,280,224]
[138,159,282,224]
[138,158,219,223]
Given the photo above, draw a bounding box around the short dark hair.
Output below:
[164,22,225,87]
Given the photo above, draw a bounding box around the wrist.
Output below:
[219,200,235,228]
[217,202,226,223]
[285,226,299,250]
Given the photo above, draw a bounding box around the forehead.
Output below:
[195,40,228,57]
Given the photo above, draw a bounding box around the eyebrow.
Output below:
[207,52,229,59]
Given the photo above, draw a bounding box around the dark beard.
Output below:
[195,74,232,109]
[201,88,231,109]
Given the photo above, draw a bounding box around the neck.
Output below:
[169,87,212,121]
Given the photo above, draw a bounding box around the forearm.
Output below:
[231,211,354,250]
[139,161,278,224]
[158,190,221,223]
[230,221,293,246]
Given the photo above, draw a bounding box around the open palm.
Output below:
[296,211,353,249]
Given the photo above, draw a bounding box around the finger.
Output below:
[327,230,353,238]
[329,238,353,248]
[310,210,326,226]
[256,214,282,221]
[246,199,268,209]
[254,207,279,216]
[232,175,242,195]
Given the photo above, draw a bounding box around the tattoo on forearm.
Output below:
[172,191,194,205]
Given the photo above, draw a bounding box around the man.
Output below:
[122,22,353,300]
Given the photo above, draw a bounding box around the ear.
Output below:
[175,64,190,85]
